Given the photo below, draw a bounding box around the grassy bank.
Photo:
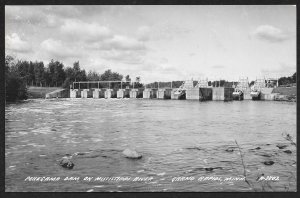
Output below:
[272,87,296,95]
[272,87,296,102]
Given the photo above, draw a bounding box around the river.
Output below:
[5,99,297,192]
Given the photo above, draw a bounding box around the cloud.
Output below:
[91,35,147,64]
[136,23,190,41]
[105,35,146,51]
[100,49,145,65]
[252,25,293,42]
[5,6,63,28]
[40,38,82,60]
[137,26,151,41]
[60,20,113,42]
[211,65,225,69]
[5,33,32,53]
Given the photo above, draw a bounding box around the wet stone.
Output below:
[122,149,142,159]
[263,161,274,166]
[59,157,74,169]
[225,148,234,152]
[205,167,214,171]
[276,145,288,149]
[283,150,292,154]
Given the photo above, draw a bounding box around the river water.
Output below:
[5,99,296,192]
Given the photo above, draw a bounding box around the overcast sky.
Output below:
[5,5,296,82]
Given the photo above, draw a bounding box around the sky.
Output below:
[5,5,296,83]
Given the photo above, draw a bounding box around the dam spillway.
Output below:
[69,87,235,101]
[62,79,280,101]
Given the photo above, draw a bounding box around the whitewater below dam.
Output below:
[5,99,296,192]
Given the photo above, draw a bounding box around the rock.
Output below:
[263,161,274,166]
[283,150,292,154]
[59,157,74,169]
[122,149,142,159]
[260,154,272,157]
[225,148,234,152]
[205,167,214,171]
[276,144,288,149]
[255,147,261,150]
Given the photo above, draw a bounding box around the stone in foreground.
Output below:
[59,156,75,169]
[263,161,274,166]
[122,149,142,159]
[283,150,292,154]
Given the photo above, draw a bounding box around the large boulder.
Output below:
[59,156,74,169]
[122,149,142,159]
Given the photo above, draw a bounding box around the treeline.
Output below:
[278,72,296,86]
[5,55,141,101]
[5,55,132,88]
[5,56,28,101]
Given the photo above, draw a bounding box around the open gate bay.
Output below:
[5,99,296,192]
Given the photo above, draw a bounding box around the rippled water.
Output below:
[5,99,296,192]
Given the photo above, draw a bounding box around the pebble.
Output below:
[225,148,234,152]
[263,161,274,166]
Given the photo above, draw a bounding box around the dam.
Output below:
[63,78,279,101]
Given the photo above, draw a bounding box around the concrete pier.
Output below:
[130,89,138,98]
[186,88,200,100]
[81,89,89,98]
[143,89,151,99]
[260,88,275,100]
[117,89,125,98]
[105,89,112,99]
[93,89,100,99]
[212,87,234,101]
[70,89,77,98]
[243,88,252,100]
[157,89,165,99]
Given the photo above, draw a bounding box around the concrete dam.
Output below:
[62,79,277,101]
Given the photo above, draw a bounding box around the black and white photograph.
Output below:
[4,5,297,192]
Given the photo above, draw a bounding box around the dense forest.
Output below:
[5,55,141,101]
[5,55,297,102]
